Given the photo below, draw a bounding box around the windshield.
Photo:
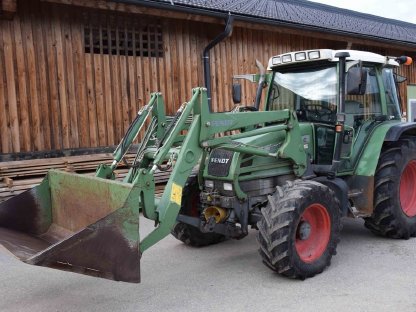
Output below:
[268,66,338,123]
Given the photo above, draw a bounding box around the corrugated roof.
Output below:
[120,0,416,47]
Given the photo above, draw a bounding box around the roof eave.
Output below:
[114,0,416,49]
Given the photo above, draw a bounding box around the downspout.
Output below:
[203,13,234,112]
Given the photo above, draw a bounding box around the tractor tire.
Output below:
[257,180,341,279]
[171,177,226,247]
[364,139,416,239]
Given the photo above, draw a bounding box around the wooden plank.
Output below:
[169,20,179,114]
[0,152,171,203]
[62,10,79,148]
[12,16,31,151]
[53,6,70,148]
[248,28,255,105]
[119,31,130,135]
[230,27,239,98]
[95,22,108,146]
[34,3,52,151]
[127,29,138,131]
[189,21,199,90]
[42,3,62,150]
[2,21,20,152]
[93,50,106,146]
[213,43,222,112]
[23,3,43,151]
[0,21,10,153]
[111,25,122,142]
[176,22,186,105]
[103,53,114,144]
[225,35,233,110]
[151,23,161,93]
[155,23,164,103]
[105,20,117,143]
[119,32,131,134]
[141,25,152,108]
[183,21,192,100]
[220,38,229,111]
[150,38,159,95]
[85,22,98,147]
[236,28,244,79]
[161,19,172,110]
[71,11,90,148]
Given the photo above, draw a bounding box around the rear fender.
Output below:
[383,122,416,142]
[354,122,399,176]
[349,121,415,216]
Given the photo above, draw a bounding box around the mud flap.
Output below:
[0,170,141,283]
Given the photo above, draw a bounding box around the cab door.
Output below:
[338,66,383,172]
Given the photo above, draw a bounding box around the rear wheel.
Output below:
[171,177,226,247]
[257,180,341,279]
[365,139,416,238]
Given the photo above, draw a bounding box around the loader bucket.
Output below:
[0,169,141,283]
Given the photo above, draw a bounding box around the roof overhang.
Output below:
[114,0,416,49]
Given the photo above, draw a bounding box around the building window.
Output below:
[84,16,163,57]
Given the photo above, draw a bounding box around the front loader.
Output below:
[1,49,415,282]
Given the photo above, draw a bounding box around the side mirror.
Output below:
[394,73,407,84]
[232,83,242,104]
[347,67,367,95]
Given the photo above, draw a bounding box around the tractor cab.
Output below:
[266,49,404,170]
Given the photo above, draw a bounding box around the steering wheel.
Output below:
[240,106,258,112]
[304,105,335,122]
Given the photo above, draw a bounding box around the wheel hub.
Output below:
[400,160,416,217]
[295,203,331,263]
[297,221,311,240]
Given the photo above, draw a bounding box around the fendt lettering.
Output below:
[210,158,230,164]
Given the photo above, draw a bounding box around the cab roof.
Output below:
[267,49,400,70]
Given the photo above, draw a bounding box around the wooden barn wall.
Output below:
[1,1,415,154]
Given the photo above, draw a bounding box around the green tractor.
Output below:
[0,49,415,282]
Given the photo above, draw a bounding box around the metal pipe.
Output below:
[203,14,234,111]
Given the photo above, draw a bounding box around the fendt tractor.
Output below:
[0,48,415,283]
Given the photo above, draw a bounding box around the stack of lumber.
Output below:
[0,153,170,203]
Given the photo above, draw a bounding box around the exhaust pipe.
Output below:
[203,13,234,112]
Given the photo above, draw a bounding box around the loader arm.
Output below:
[138,88,307,252]
[0,87,306,283]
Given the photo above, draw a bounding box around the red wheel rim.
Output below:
[295,203,331,263]
[400,160,416,217]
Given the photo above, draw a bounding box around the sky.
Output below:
[308,0,416,24]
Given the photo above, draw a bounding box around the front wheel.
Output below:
[257,180,341,279]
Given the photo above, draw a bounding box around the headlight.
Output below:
[223,183,233,191]
[308,51,320,60]
[295,52,306,61]
[272,56,281,65]
[282,54,292,63]
[205,180,214,188]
